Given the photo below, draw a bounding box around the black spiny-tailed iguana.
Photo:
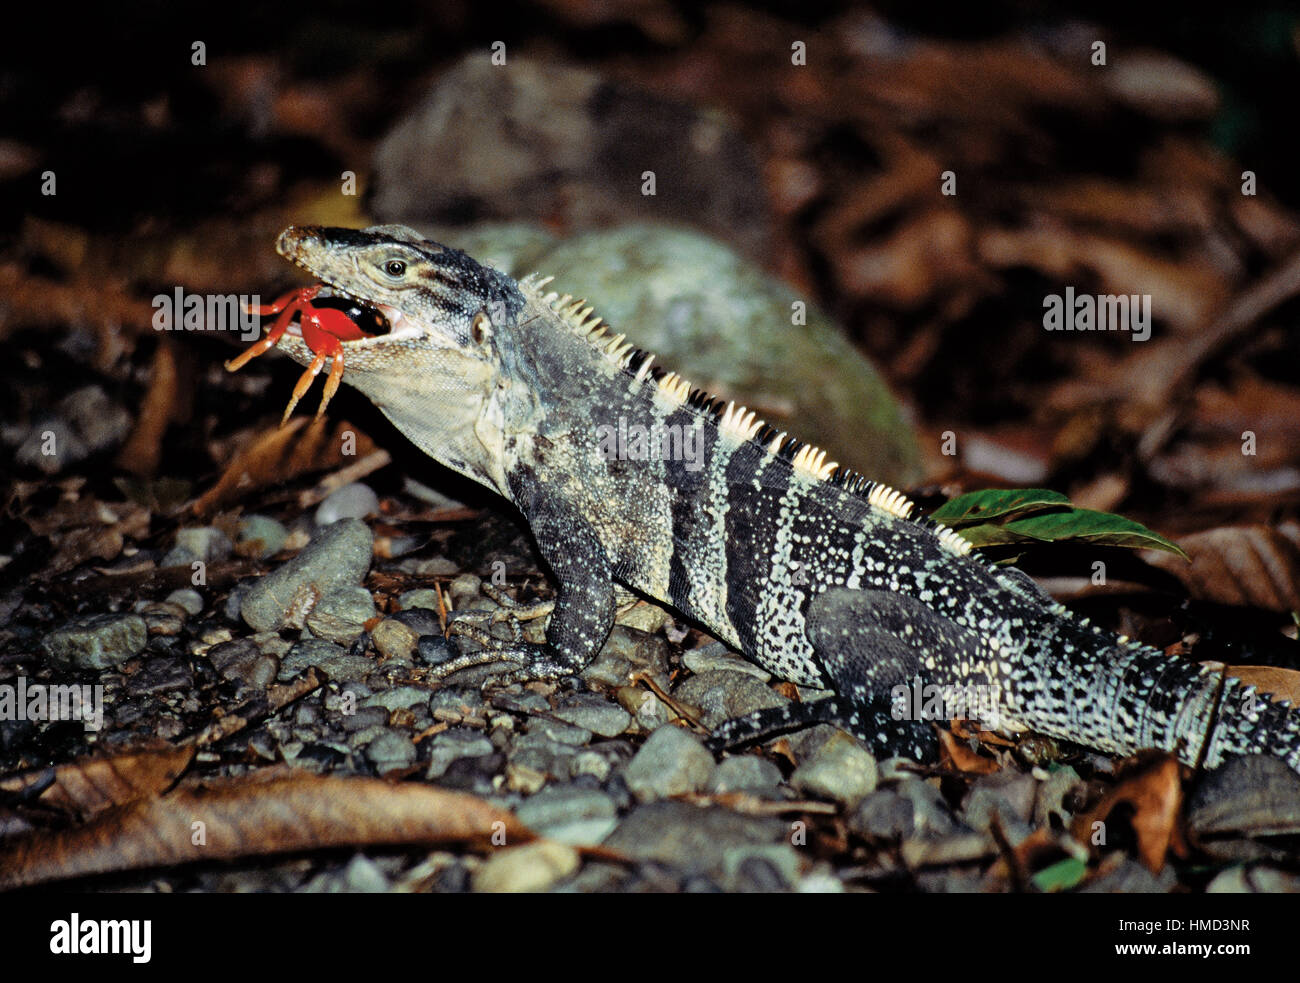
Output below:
[230,223,1300,774]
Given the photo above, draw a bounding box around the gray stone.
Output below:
[361,686,429,712]
[207,638,279,690]
[164,588,205,616]
[582,626,670,689]
[174,526,233,563]
[790,731,878,808]
[41,614,148,670]
[603,802,785,877]
[235,514,288,559]
[516,785,618,845]
[370,55,771,259]
[438,221,921,484]
[525,716,592,746]
[622,725,715,802]
[672,670,787,728]
[426,728,495,779]
[365,731,417,773]
[707,755,784,796]
[552,693,631,738]
[314,482,380,526]
[278,639,373,683]
[240,518,373,632]
[370,618,419,661]
[305,585,377,644]
[397,588,442,611]
[682,642,770,681]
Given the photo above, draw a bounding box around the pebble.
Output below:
[41,614,148,670]
[397,588,442,611]
[341,706,389,733]
[207,638,280,690]
[361,686,428,712]
[672,670,788,728]
[278,639,373,684]
[515,784,619,845]
[314,482,380,526]
[239,518,373,632]
[581,626,670,690]
[174,526,233,563]
[416,634,457,666]
[365,731,417,773]
[850,787,919,840]
[790,731,878,808]
[682,642,771,681]
[551,692,631,738]
[472,841,579,893]
[707,755,784,796]
[164,589,204,616]
[622,725,715,802]
[603,802,785,877]
[447,573,482,609]
[722,845,801,891]
[134,601,187,636]
[305,585,377,644]
[235,515,288,559]
[426,728,496,779]
[525,716,592,747]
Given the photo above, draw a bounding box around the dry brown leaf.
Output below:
[937,727,1001,774]
[193,417,377,516]
[1071,753,1183,872]
[1142,525,1300,612]
[0,772,533,890]
[115,337,180,476]
[0,744,193,821]
[1226,666,1300,707]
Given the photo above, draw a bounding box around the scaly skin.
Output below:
[246,223,1300,773]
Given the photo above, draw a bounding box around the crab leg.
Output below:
[280,349,329,425]
[316,352,347,419]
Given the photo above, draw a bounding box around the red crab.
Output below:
[225,285,383,423]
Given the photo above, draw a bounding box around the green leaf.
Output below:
[998,509,1187,559]
[1031,857,1088,893]
[929,488,1071,526]
[928,488,1187,560]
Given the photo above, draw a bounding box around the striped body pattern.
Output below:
[267,225,1300,775]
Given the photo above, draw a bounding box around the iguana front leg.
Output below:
[429,495,615,686]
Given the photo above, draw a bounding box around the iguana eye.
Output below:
[384,260,406,278]
[471,311,491,344]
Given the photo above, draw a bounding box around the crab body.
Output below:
[225,285,382,422]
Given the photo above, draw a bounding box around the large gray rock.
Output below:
[239,519,373,632]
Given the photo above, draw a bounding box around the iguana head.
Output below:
[259,224,535,495]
